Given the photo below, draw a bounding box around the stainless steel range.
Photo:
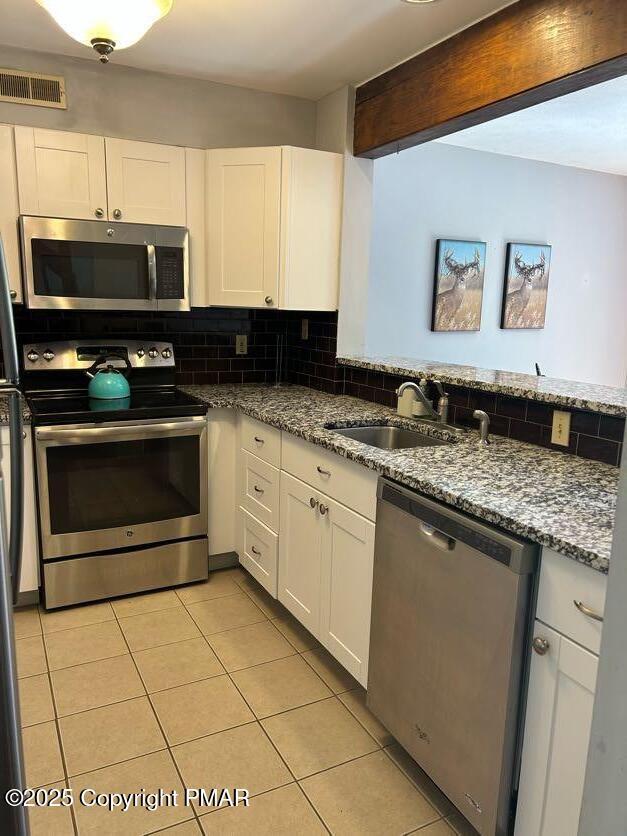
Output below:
[23,340,208,609]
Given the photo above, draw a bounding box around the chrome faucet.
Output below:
[396,380,448,423]
[473,410,491,445]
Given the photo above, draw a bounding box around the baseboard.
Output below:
[209,551,240,571]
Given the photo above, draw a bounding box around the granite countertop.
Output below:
[182,383,619,574]
[0,393,31,424]
[338,355,627,417]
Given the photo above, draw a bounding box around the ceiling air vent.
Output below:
[0,68,66,109]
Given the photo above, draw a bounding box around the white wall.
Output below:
[315,86,375,357]
[365,142,627,387]
[0,45,316,149]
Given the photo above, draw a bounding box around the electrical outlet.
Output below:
[301,318,309,340]
[551,410,571,446]
[235,334,248,355]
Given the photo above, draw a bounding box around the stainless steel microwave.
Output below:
[19,216,189,312]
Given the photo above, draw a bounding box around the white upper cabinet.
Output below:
[15,126,107,221]
[0,126,22,302]
[207,146,343,311]
[279,147,343,310]
[105,138,186,225]
[207,146,282,309]
[14,127,186,226]
[185,147,208,307]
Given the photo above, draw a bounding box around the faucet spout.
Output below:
[396,381,440,421]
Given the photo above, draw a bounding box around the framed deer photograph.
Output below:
[501,243,552,329]
[432,239,486,332]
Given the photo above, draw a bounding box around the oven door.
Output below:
[35,417,207,560]
[21,216,159,312]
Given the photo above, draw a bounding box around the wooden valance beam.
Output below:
[354,0,627,158]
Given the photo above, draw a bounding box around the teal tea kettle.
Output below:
[86,353,131,400]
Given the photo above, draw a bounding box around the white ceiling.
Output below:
[437,76,627,176]
[0,0,513,100]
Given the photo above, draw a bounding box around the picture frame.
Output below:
[500,243,552,330]
[431,239,486,332]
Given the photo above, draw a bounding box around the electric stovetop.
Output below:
[21,339,207,425]
[27,387,207,426]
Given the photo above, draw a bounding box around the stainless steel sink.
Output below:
[330,425,450,450]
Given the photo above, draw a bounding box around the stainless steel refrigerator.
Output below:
[0,234,28,835]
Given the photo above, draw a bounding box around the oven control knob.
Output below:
[148,347,159,359]
[27,350,39,363]
[161,348,172,359]
[42,350,55,362]
[137,348,145,359]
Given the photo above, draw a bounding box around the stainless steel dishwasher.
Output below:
[367,479,538,836]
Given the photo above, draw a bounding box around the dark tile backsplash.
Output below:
[7,306,624,466]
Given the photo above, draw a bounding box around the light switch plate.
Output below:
[235,334,248,355]
[551,410,571,446]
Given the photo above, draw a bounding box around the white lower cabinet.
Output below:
[278,470,375,686]
[238,508,278,594]
[319,496,375,684]
[278,472,323,635]
[515,621,598,836]
[0,427,39,594]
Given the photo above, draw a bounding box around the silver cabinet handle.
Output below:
[573,600,604,623]
[251,545,261,556]
[532,636,550,655]
[254,436,264,444]
[319,504,329,516]
[9,290,16,300]
[253,485,264,494]
[309,497,319,509]
[113,208,122,220]
[317,466,331,477]
[264,296,273,305]
[94,207,104,218]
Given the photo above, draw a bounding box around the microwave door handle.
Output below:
[147,244,157,302]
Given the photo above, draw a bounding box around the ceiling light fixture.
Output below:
[401,0,438,4]
[35,0,173,63]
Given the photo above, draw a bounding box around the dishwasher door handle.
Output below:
[419,523,455,552]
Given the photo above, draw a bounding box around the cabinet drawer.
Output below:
[240,450,279,533]
[536,548,607,655]
[237,508,278,597]
[281,433,377,521]
[240,415,281,468]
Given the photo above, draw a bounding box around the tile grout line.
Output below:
[181,569,333,833]
[234,569,446,829]
[34,606,80,836]
[110,596,206,835]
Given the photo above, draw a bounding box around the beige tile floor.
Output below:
[14,567,476,836]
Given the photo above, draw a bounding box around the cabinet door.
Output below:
[278,472,322,635]
[515,623,598,836]
[207,147,281,308]
[279,147,342,311]
[15,126,107,220]
[105,138,186,225]
[0,428,39,594]
[0,126,22,303]
[185,148,207,307]
[320,496,374,687]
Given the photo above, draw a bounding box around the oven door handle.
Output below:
[36,419,204,443]
[147,244,157,301]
